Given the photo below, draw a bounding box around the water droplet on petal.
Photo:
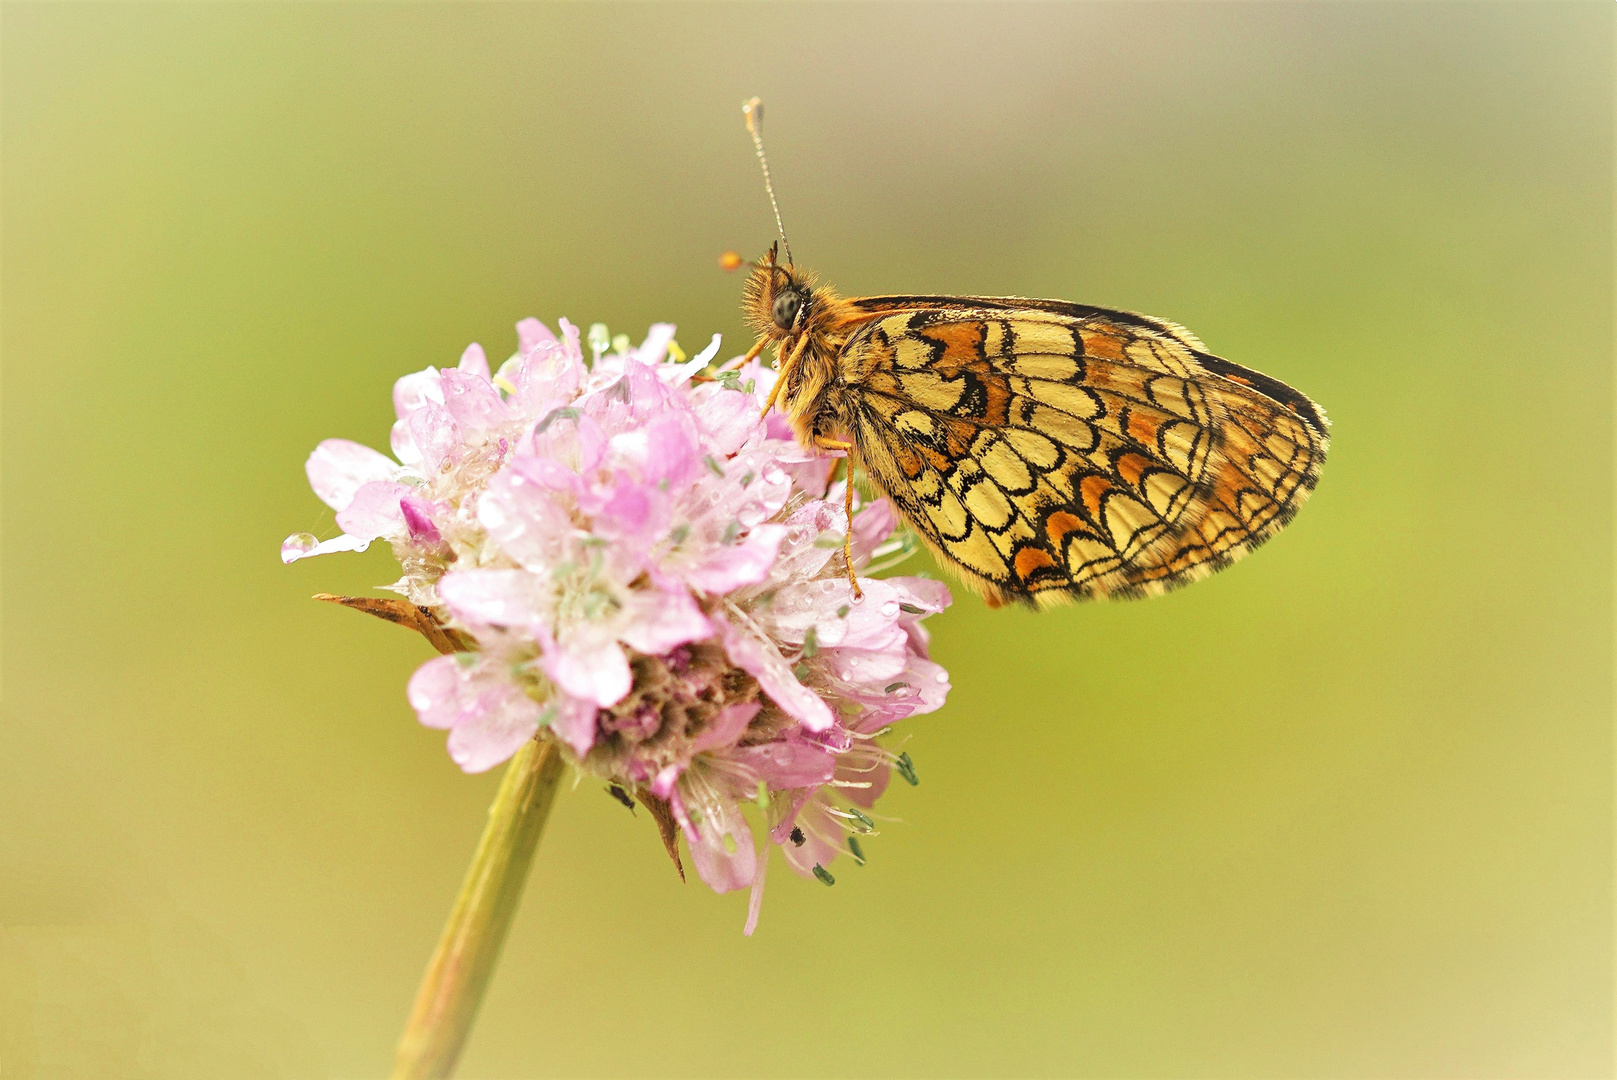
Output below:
[880,600,900,618]
[281,533,319,564]
[935,670,949,683]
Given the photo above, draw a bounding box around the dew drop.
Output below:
[281,533,319,564]
[880,600,900,618]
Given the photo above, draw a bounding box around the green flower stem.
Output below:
[390,737,566,1080]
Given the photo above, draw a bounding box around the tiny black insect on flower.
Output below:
[607,784,636,810]
[789,826,806,847]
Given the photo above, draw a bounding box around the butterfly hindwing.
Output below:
[837,302,1329,606]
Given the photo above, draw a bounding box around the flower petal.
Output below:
[619,588,711,657]
[458,343,491,380]
[446,684,542,773]
[779,795,845,879]
[730,738,836,789]
[333,481,411,540]
[689,701,762,756]
[437,569,550,629]
[393,366,443,422]
[306,439,399,511]
[407,655,465,730]
[743,842,768,936]
[849,498,898,565]
[516,317,557,356]
[686,799,757,895]
[634,323,677,365]
[439,368,511,435]
[549,694,599,757]
[683,524,787,594]
[409,403,463,474]
[713,614,834,732]
[540,630,633,708]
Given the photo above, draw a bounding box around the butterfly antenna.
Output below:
[742,97,793,267]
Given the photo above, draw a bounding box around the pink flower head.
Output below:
[286,317,951,932]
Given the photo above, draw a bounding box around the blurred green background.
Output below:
[2,3,1610,1078]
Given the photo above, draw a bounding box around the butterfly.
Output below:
[727,99,1329,609]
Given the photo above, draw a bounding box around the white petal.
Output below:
[306,439,399,511]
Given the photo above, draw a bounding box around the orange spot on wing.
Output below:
[1116,452,1152,488]
[921,445,954,474]
[1044,510,1086,547]
[892,440,926,480]
[982,372,1013,426]
[1127,410,1161,446]
[919,322,986,369]
[1079,474,1113,520]
[1014,546,1057,580]
[941,416,976,458]
[1078,328,1126,361]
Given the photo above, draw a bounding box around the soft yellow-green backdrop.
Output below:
[2,4,1610,1078]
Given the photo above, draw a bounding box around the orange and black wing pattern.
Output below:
[836,299,1329,606]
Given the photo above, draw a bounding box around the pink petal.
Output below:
[393,367,444,422]
[446,684,543,773]
[779,797,844,879]
[437,569,550,629]
[889,576,953,615]
[689,701,762,756]
[585,478,654,537]
[540,632,632,708]
[333,481,411,540]
[550,694,599,757]
[439,368,511,435]
[619,588,711,657]
[713,615,834,732]
[849,498,898,564]
[744,842,769,936]
[651,763,683,800]
[692,386,765,457]
[306,439,399,511]
[843,758,891,809]
[409,403,463,474]
[516,317,557,355]
[687,800,757,895]
[634,323,677,365]
[399,495,444,546]
[683,524,787,594]
[407,655,465,730]
[458,343,490,380]
[730,738,836,789]
[476,471,573,571]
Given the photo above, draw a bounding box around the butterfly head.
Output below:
[737,242,820,342]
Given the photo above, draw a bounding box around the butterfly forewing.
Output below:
[837,303,1328,606]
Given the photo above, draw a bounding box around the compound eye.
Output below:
[771,288,803,330]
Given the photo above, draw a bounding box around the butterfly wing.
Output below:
[835,301,1328,605]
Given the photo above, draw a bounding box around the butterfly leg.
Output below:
[730,336,767,371]
[759,334,809,419]
[815,437,863,600]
